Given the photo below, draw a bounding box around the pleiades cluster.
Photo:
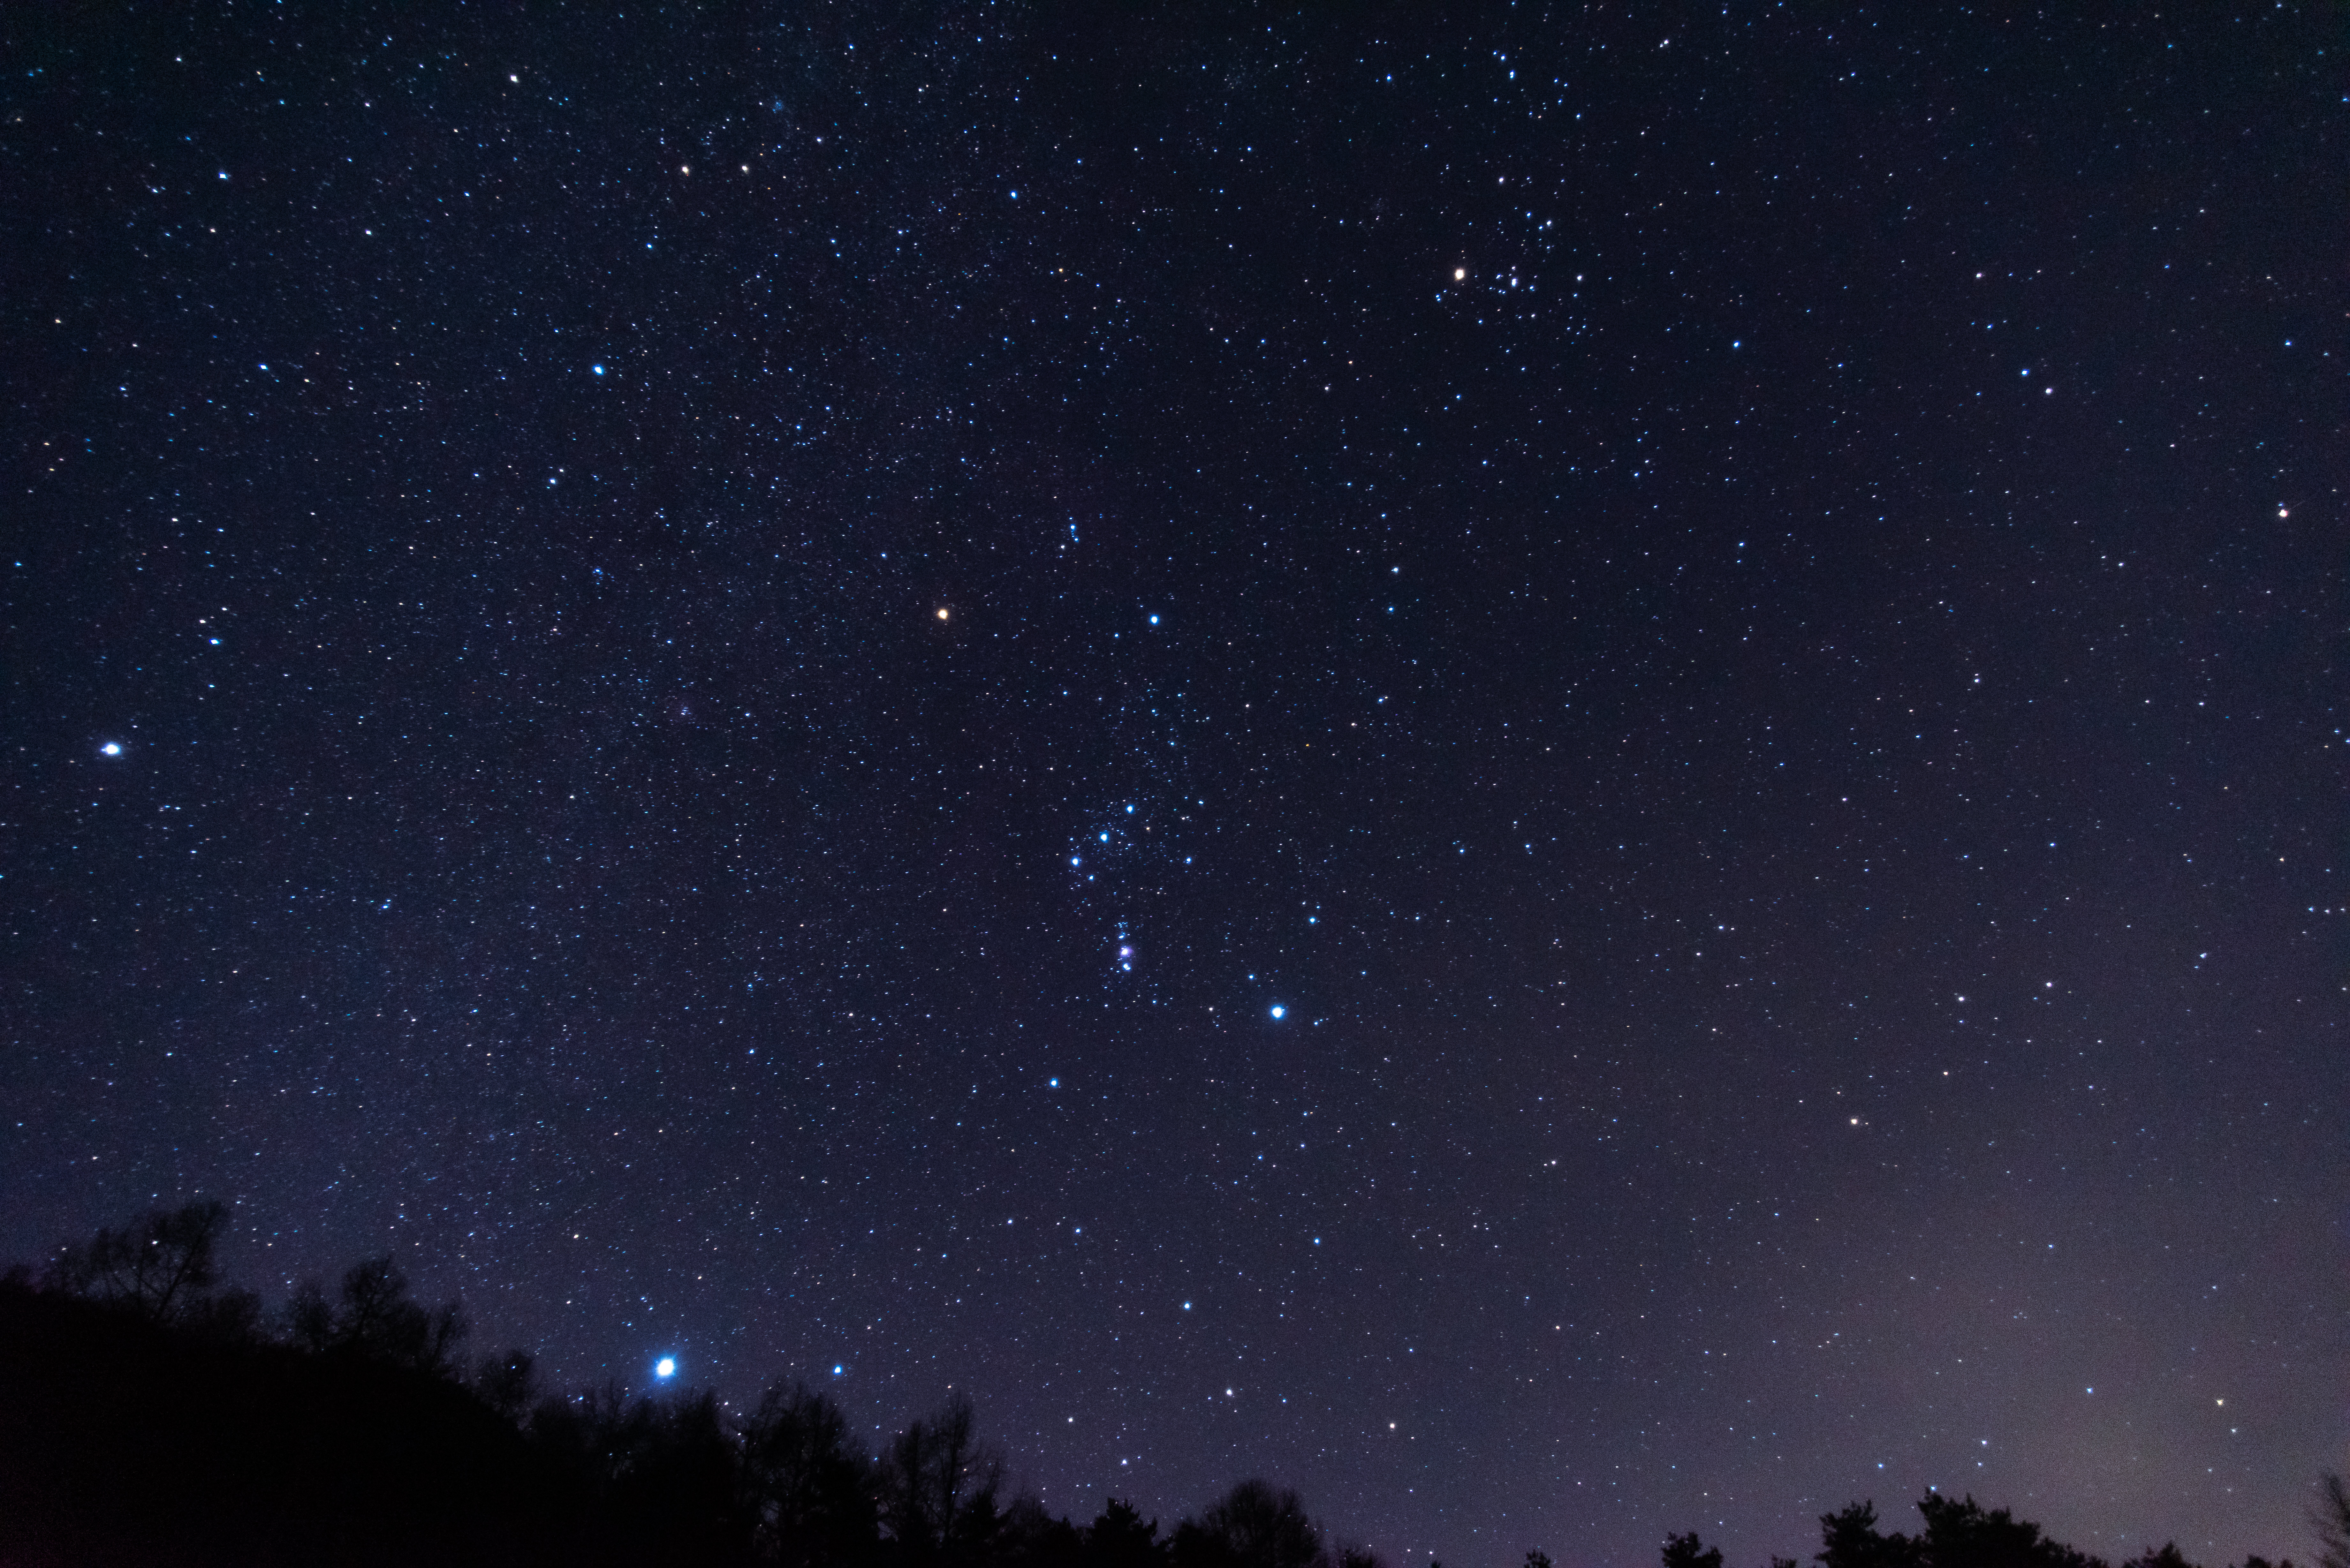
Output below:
[6,5,2341,1566]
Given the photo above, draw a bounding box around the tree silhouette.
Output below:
[879,1392,1006,1567]
[44,1198,229,1322]
[528,1379,660,1486]
[630,1387,755,1563]
[742,1379,879,1568]
[1818,1502,1925,1568]
[475,1348,540,1421]
[181,1282,268,1346]
[1002,1495,1086,1568]
[1172,1480,1323,1568]
[12,1201,2339,1568]
[285,1255,468,1373]
[1917,1493,2100,1568]
[1804,1494,2205,1568]
[522,1379,757,1563]
[1084,1498,1171,1568]
[1664,1533,1725,1568]
[2315,1474,2350,1568]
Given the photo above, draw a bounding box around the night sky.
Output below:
[6,4,2345,1565]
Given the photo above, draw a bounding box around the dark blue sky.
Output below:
[6,5,2342,1566]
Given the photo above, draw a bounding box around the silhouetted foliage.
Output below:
[10,1201,2332,1568]
[2122,1547,2203,1568]
[629,1386,758,1564]
[182,1281,269,1345]
[524,1380,757,1564]
[286,1255,468,1374]
[1003,1495,1088,1568]
[1820,1502,1927,1568]
[879,1392,1009,1567]
[2316,1474,2350,1568]
[0,1275,565,1566]
[1791,1495,2306,1568]
[476,1347,540,1420]
[44,1198,230,1322]
[2105,1526,2308,1568]
[1917,1492,2100,1568]
[1664,1532,1725,1568]
[1172,1480,1323,1568]
[1087,1498,1174,1568]
[743,1379,880,1568]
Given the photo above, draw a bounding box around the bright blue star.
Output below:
[1269,1005,1287,1020]
[654,1357,676,1379]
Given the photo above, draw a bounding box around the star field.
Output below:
[4,6,2344,1566]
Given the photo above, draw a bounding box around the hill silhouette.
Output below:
[2,1203,2339,1568]
[0,1280,570,1566]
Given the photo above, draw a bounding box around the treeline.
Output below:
[0,1201,1353,1568]
[4,1202,2344,1568]
[1661,1491,2335,1568]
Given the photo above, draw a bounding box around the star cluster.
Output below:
[5,6,2343,1566]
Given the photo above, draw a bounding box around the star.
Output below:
[11,18,2328,1566]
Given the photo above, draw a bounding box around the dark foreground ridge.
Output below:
[4,1204,2344,1568]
